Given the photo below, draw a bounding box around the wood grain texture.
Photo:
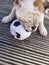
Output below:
[0,0,49,65]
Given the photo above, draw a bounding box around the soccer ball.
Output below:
[10,20,31,40]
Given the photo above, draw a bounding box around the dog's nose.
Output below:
[32,26,36,30]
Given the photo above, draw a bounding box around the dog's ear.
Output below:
[34,0,45,12]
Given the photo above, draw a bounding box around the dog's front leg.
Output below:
[2,6,16,23]
[38,14,47,36]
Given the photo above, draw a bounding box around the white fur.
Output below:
[2,0,47,36]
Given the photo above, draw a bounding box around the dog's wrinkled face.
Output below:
[22,13,40,32]
[13,0,44,32]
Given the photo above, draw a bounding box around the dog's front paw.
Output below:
[39,27,48,36]
[2,16,10,23]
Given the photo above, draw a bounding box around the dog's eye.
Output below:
[13,0,19,4]
[15,0,19,4]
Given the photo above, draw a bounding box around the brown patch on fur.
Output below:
[34,0,45,12]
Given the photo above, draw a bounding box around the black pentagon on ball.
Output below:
[16,32,20,38]
[14,21,21,27]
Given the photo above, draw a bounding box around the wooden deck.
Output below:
[0,0,49,65]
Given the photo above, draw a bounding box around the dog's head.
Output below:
[13,0,44,32]
[19,13,40,32]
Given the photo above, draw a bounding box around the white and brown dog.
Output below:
[2,0,47,36]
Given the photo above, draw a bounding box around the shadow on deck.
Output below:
[0,0,49,65]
